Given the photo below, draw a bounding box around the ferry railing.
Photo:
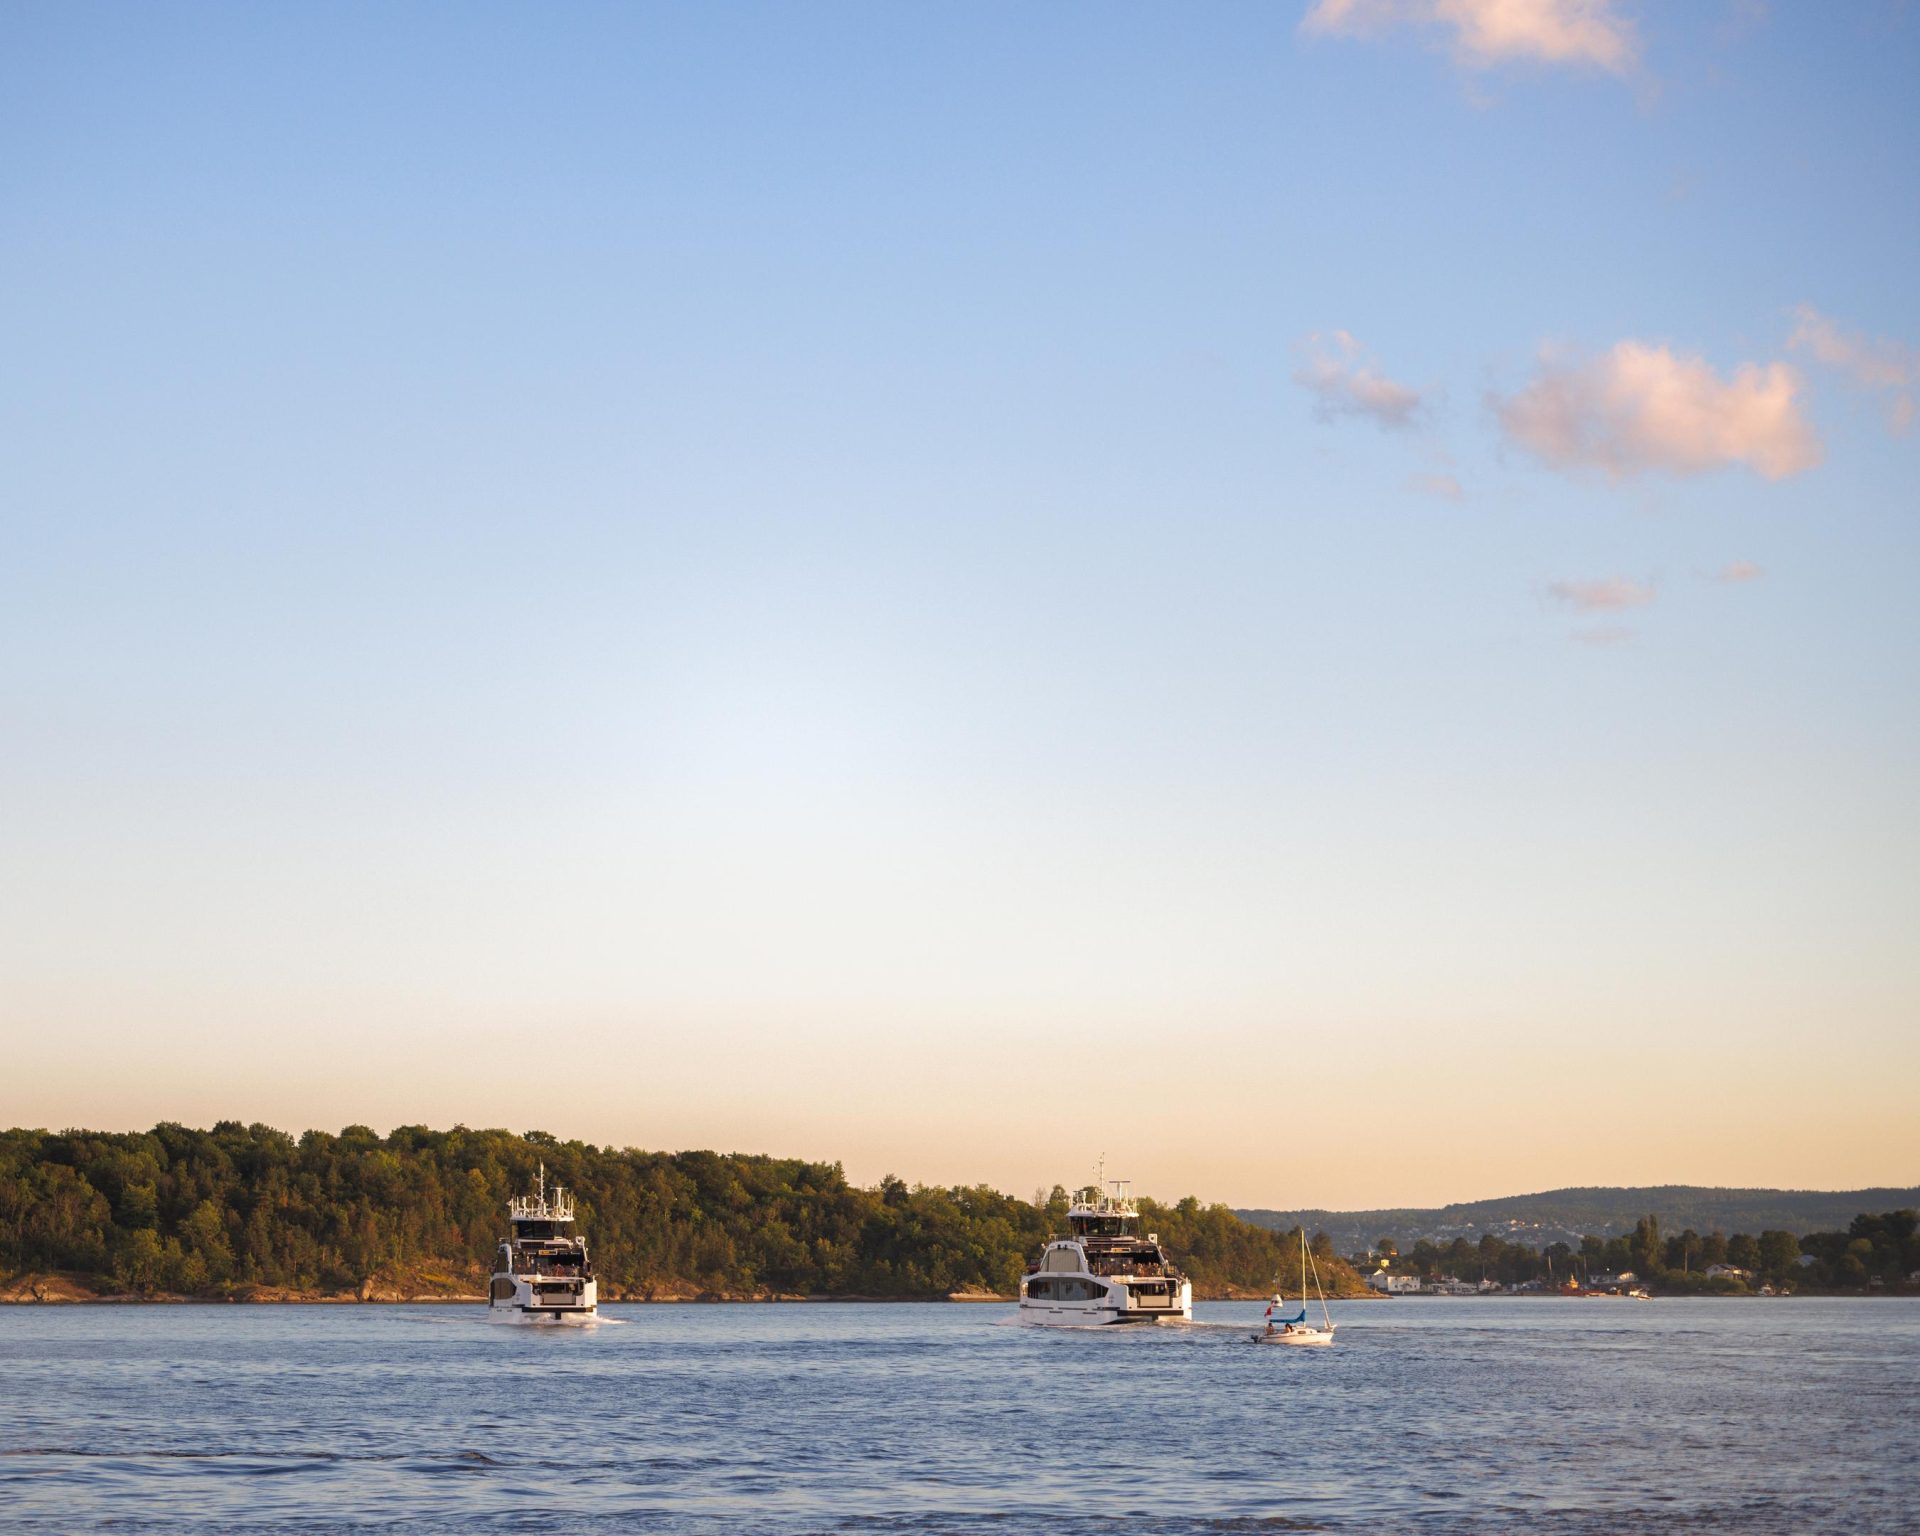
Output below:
[508,1191,577,1222]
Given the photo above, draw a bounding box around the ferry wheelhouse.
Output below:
[1019,1178,1193,1325]
[488,1165,598,1324]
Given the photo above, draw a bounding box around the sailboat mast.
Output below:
[1302,1228,1332,1330]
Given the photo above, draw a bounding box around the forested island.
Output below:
[0,1122,1371,1303]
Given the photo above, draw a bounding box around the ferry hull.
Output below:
[1019,1307,1181,1327]
[488,1303,599,1325]
[487,1269,598,1323]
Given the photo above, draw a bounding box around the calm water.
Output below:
[2,1298,1915,1533]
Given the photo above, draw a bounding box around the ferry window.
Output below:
[1027,1278,1054,1300]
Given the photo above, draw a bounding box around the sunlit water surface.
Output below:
[3,1298,1915,1533]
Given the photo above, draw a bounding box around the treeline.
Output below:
[1363,1210,1920,1293]
[0,1123,1365,1300]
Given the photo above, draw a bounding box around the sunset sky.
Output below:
[3,2,1916,1209]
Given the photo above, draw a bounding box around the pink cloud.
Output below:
[1294,330,1423,430]
[1545,577,1656,613]
[1493,340,1822,481]
[1300,0,1639,73]
[1716,559,1764,584]
[1788,304,1917,437]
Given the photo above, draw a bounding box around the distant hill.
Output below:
[1236,1185,1920,1254]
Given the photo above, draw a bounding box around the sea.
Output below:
[2,1297,1915,1534]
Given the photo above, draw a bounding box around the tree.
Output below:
[1629,1215,1661,1276]
[179,1199,235,1284]
[1757,1230,1800,1281]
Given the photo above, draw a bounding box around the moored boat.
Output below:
[1018,1174,1193,1325]
[488,1164,598,1324]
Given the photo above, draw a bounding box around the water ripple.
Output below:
[1,1298,1915,1534]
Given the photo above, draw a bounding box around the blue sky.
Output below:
[2,2,1915,1205]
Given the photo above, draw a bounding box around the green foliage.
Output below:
[1629,1215,1661,1275]
[1795,1211,1918,1290]
[0,1123,1361,1299]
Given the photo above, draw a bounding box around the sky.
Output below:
[2,1,1916,1210]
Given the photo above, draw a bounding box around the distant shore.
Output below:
[6,1287,1897,1305]
[1,1274,1369,1306]
[9,1274,1906,1305]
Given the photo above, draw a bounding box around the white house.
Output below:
[1704,1263,1749,1281]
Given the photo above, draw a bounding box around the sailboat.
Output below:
[1252,1229,1336,1347]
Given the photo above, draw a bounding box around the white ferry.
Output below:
[1019,1176,1192,1325]
[487,1164,598,1324]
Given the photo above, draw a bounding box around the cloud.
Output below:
[1493,340,1822,481]
[1788,304,1916,436]
[1545,577,1656,613]
[1715,559,1764,584]
[1788,306,1910,387]
[1407,470,1465,500]
[1294,330,1423,429]
[1300,0,1639,74]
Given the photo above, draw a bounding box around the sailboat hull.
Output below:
[1252,1326,1335,1346]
